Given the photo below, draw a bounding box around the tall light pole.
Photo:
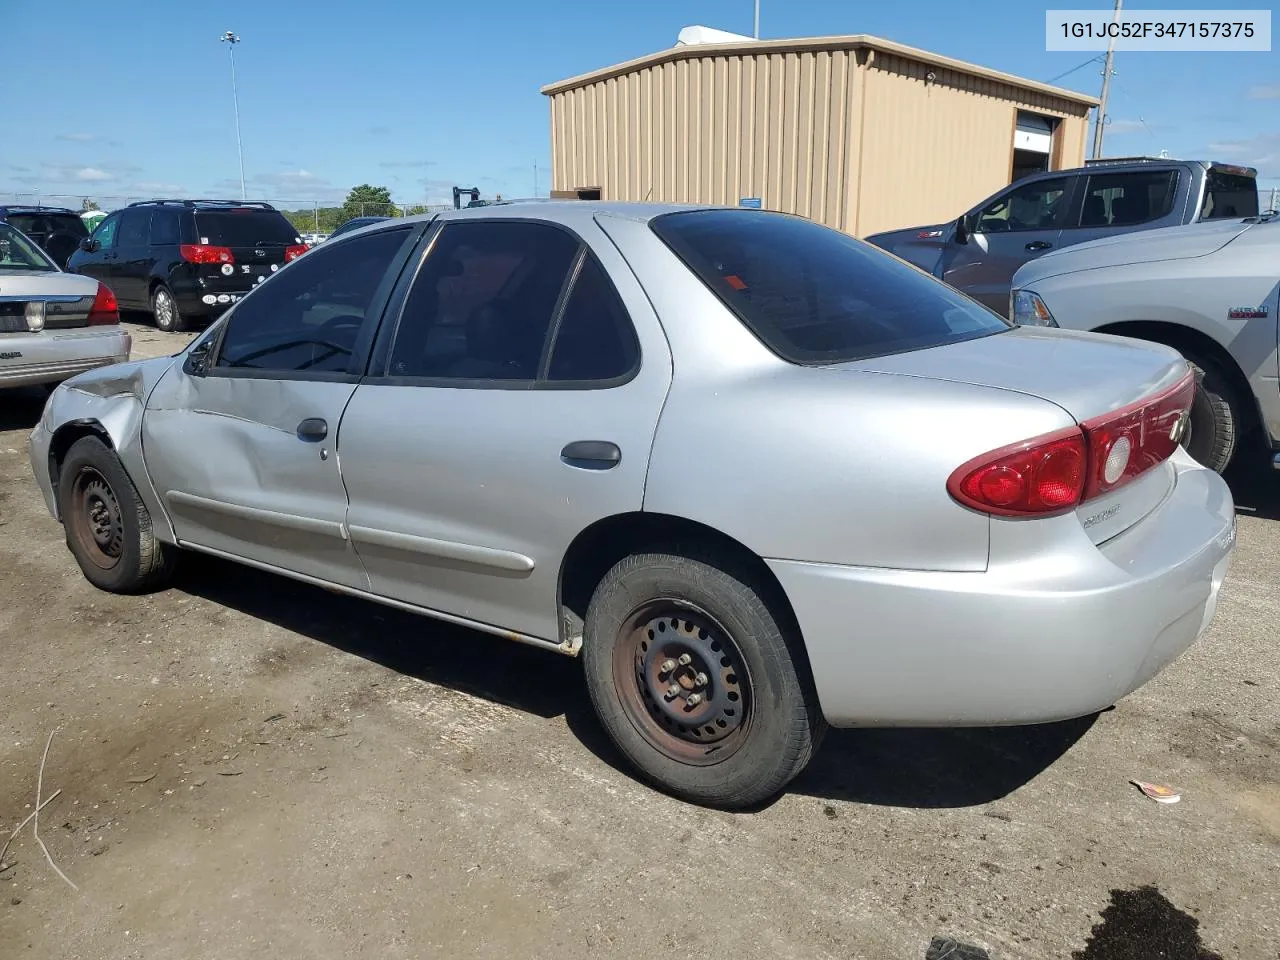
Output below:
[220,31,246,200]
[1090,0,1123,160]
[753,0,760,38]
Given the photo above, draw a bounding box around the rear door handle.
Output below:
[1025,241,1053,251]
[561,440,621,469]
[297,417,328,442]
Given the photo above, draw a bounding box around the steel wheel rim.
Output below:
[611,599,753,766]
[70,467,124,570]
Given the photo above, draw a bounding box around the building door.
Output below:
[1011,112,1056,183]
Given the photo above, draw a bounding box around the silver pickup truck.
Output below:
[867,158,1259,318]
[1010,214,1279,474]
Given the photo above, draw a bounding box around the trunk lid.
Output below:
[835,325,1193,544]
[0,271,101,331]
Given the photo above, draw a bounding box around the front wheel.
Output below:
[57,435,177,593]
[1182,355,1240,474]
[582,551,825,809]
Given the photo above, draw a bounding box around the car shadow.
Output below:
[0,387,48,433]
[1224,446,1280,521]
[175,552,1096,811]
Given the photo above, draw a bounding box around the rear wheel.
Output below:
[57,436,176,593]
[151,285,187,333]
[582,550,825,809]
[1182,354,1239,474]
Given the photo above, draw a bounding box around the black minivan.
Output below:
[67,199,307,332]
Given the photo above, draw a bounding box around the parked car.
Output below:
[66,199,307,333]
[0,221,128,390]
[1011,213,1280,474]
[0,205,91,269]
[866,159,1259,316]
[329,216,389,239]
[30,203,1235,808]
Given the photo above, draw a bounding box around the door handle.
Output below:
[1025,241,1053,251]
[297,417,328,442]
[561,440,621,470]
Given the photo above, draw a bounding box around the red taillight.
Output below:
[284,244,308,262]
[948,428,1087,517]
[87,282,119,325]
[1082,371,1195,501]
[179,243,235,264]
[948,370,1196,517]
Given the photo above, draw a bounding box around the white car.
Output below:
[0,221,129,390]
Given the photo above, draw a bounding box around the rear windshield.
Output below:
[1200,171,1258,220]
[650,210,1012,365]
[194,210,300,246]
[5,213,89,238]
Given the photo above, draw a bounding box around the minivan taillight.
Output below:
[180,243,235,264]
[87,282,119,325]
[948,370,1196,517]
[284,244,308,262]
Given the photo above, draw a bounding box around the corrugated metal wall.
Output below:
[547,46,1090,237]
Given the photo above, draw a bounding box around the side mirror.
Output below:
[954,215,970,245]
[78,237,97,252]
[185,339,213,377]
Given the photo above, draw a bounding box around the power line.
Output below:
[1045,55,1103,85]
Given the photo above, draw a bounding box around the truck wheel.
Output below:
[582,550,825,809]
[1182,355,1238,474]
[58,435,176,593]
[152,285,188,333]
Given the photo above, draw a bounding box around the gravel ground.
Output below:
[1,320,1277,960]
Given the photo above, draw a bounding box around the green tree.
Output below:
[342,184,395,221]
[81,197,100,212]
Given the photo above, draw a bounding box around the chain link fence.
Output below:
[0,192,457,237]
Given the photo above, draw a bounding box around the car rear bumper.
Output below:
[0,327,131,388]
[769,454,1236,727]
[172,269,280,315]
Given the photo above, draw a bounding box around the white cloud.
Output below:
[132,181,185,194]
[1207,132,1280,177]
[73,167,115,182]
[56,133,97,142]
[1104,118,1157,135]
[1247,84,1280,100]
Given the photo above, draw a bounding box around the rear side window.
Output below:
[387,220,580,381]
[195,209,300,246]
[546,254,640,382]
[651,210,1012,365]
[1078,170,1178,227]
[1200,171,1259,220]
[149,209,181,245]
[214,226,411,375]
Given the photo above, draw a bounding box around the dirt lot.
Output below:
[2,320,1278,960]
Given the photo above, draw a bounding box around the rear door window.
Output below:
[1078,170,1178,227]
[195,210,300,246]
[651,210,1012,365]
[118,209,150,247]
[1200,171,1259,219]
[149,209,181,245]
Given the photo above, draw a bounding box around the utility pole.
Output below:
[753,0,760,38]
[1090,0,1122,160]
[221,31,246,200]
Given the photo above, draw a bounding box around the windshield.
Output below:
[0,222,58,272]
[650,210,1012,365]
[194,210,300,246]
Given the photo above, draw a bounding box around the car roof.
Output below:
[0,206,81,215]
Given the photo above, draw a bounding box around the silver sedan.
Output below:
[28,202,1236,808]
[0,221,130,389]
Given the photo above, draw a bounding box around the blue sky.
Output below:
[4,0,1277,209]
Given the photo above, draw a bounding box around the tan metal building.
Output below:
[541,34,1099,237]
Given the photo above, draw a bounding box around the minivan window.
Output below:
[195,210,300,246]
[651,210,1013,365]
[1200,172,1259,219]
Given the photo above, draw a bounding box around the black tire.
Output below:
[151,284,188,333]
[1182,355,1239,474]
[57,435,176,593]
[582,550,826,809]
